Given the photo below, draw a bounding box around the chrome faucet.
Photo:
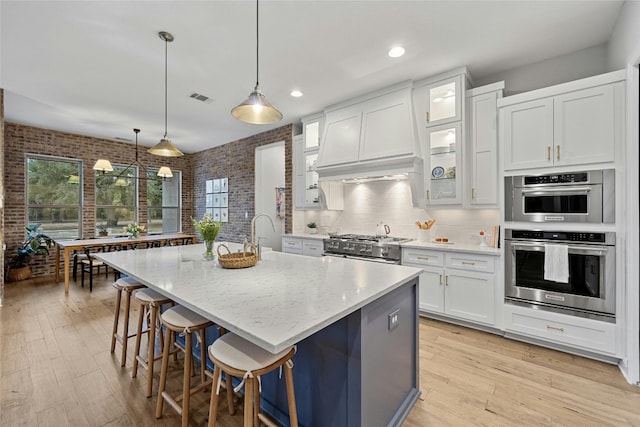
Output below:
[251,212,276,252]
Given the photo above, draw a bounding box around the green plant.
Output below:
[97,224,107,233]
[123,223,145,235]
[192,213,222,241]
[11,224,56,268]
[307,222,317,229]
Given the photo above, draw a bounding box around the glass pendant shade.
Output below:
[149,137,184,157]
[157,166,173,178]
[232,85,283,124]
[93,159,114,173]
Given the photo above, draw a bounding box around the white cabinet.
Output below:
[294,115,324,209]
[467,83,503,206]
[402,248,496,326]
[317,85,417,168]
[282,236,303,255]
[281,236,323,258]
[414,75,463,128]
[423,122,462,205]
[504,304,618,357]
[501,72,624,171]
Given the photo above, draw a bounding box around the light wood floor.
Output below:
[1,275,640,427]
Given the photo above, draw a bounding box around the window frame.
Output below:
[25,153,84,240]
[146,168,182,234]
[95,164,139,236]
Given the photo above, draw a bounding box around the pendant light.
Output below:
[149,31,184,157]
[93,158,114,174]
[231,0,282,124]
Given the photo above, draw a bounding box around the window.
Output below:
[147,169,181,234]
[95,165,137,236]
[26,155,82,239]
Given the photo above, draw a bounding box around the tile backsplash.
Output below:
[297,180,500,244]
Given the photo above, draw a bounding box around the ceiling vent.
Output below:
[113,137,132,142]
[189,92,214,104]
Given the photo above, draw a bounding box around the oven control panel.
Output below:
[507,229,612,244]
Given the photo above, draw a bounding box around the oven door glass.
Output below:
[513,246,602,297]
[523,192,589,215]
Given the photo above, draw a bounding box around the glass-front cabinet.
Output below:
[294,115,323,209]
[423,75,462,127]
[423,122,462,205]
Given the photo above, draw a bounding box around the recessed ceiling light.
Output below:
[388,46,405,58]
[290,90,303,97]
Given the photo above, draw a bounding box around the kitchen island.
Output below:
[97,243,421,427]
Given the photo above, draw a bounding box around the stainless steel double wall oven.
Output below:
[505,169,616,321]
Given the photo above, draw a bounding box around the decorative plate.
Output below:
[431,166,445,179]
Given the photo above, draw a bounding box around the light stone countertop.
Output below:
[97,242,421,353]
[283,233,326,240]
[401,240,501,256]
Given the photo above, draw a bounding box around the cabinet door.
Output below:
[444,269,494,325]
[293,135,305,209]
[359,90,414,161]
[302,240,323,257]
[554,84,615,166]
[469,91,499,206]
[424,76,462,127]
[318,107,361,167]
[424,122,462,205]
[418,267,445,314]
[303,152,320,207]
[502,98,553,170]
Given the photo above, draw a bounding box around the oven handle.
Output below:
[520,186,592,195]
[510,242,610,255]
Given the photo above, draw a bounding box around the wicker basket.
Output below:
[217,243,258,269]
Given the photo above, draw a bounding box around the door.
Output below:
[554,85,615,166]
[445,269,495,325]
[255,142,285,251]
[502,98,554,170]
[424,122,462,205]
[418,267,444,313]
[469,90,499,205]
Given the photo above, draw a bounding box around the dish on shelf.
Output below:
[431,166,445,178]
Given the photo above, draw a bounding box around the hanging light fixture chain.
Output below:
[164,34,168,138]
[256,0,259,87]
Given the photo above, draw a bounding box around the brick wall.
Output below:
[192,125,293,242]
[1,90,4,292]
[3,123,194,277]
[3,121,293,278]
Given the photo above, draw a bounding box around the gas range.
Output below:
[322,234,412,264]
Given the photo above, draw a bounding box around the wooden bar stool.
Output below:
[110,276,146,366]
[207,334,298,427]
[155,305,213,427]
[131,288,173,398]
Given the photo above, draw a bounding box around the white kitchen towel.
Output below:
[544,244,569,283]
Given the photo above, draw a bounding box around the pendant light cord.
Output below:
[256,0,259,87]
[164,36,168,138]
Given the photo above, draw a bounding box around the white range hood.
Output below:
[315,82,424,207]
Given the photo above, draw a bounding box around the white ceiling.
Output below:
[0,0,623,154]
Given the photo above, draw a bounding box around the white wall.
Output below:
[607,0,640,69]
[474,44,609,96]
[303,180,499,244]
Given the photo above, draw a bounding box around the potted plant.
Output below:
[307,222,318,234]
[192,213,222,260]
[97,224,108,237]
[6,224,56,282]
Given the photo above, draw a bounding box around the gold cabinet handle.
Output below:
[461,261,475,266]
[445,275,449,286]
[426,190,430,201]
[546,325,564,332]
[471,188,476,200]
[557,145,560,160]
[416,256,430,261]
[547,146,551,161]
[425,111,430,123]
[439,274,443,285]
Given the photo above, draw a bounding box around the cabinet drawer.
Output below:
[302,241,323,257]
[445,253,494,273]
[505,305,616,355]
[402,249,444,267]
[282,237,303,254]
